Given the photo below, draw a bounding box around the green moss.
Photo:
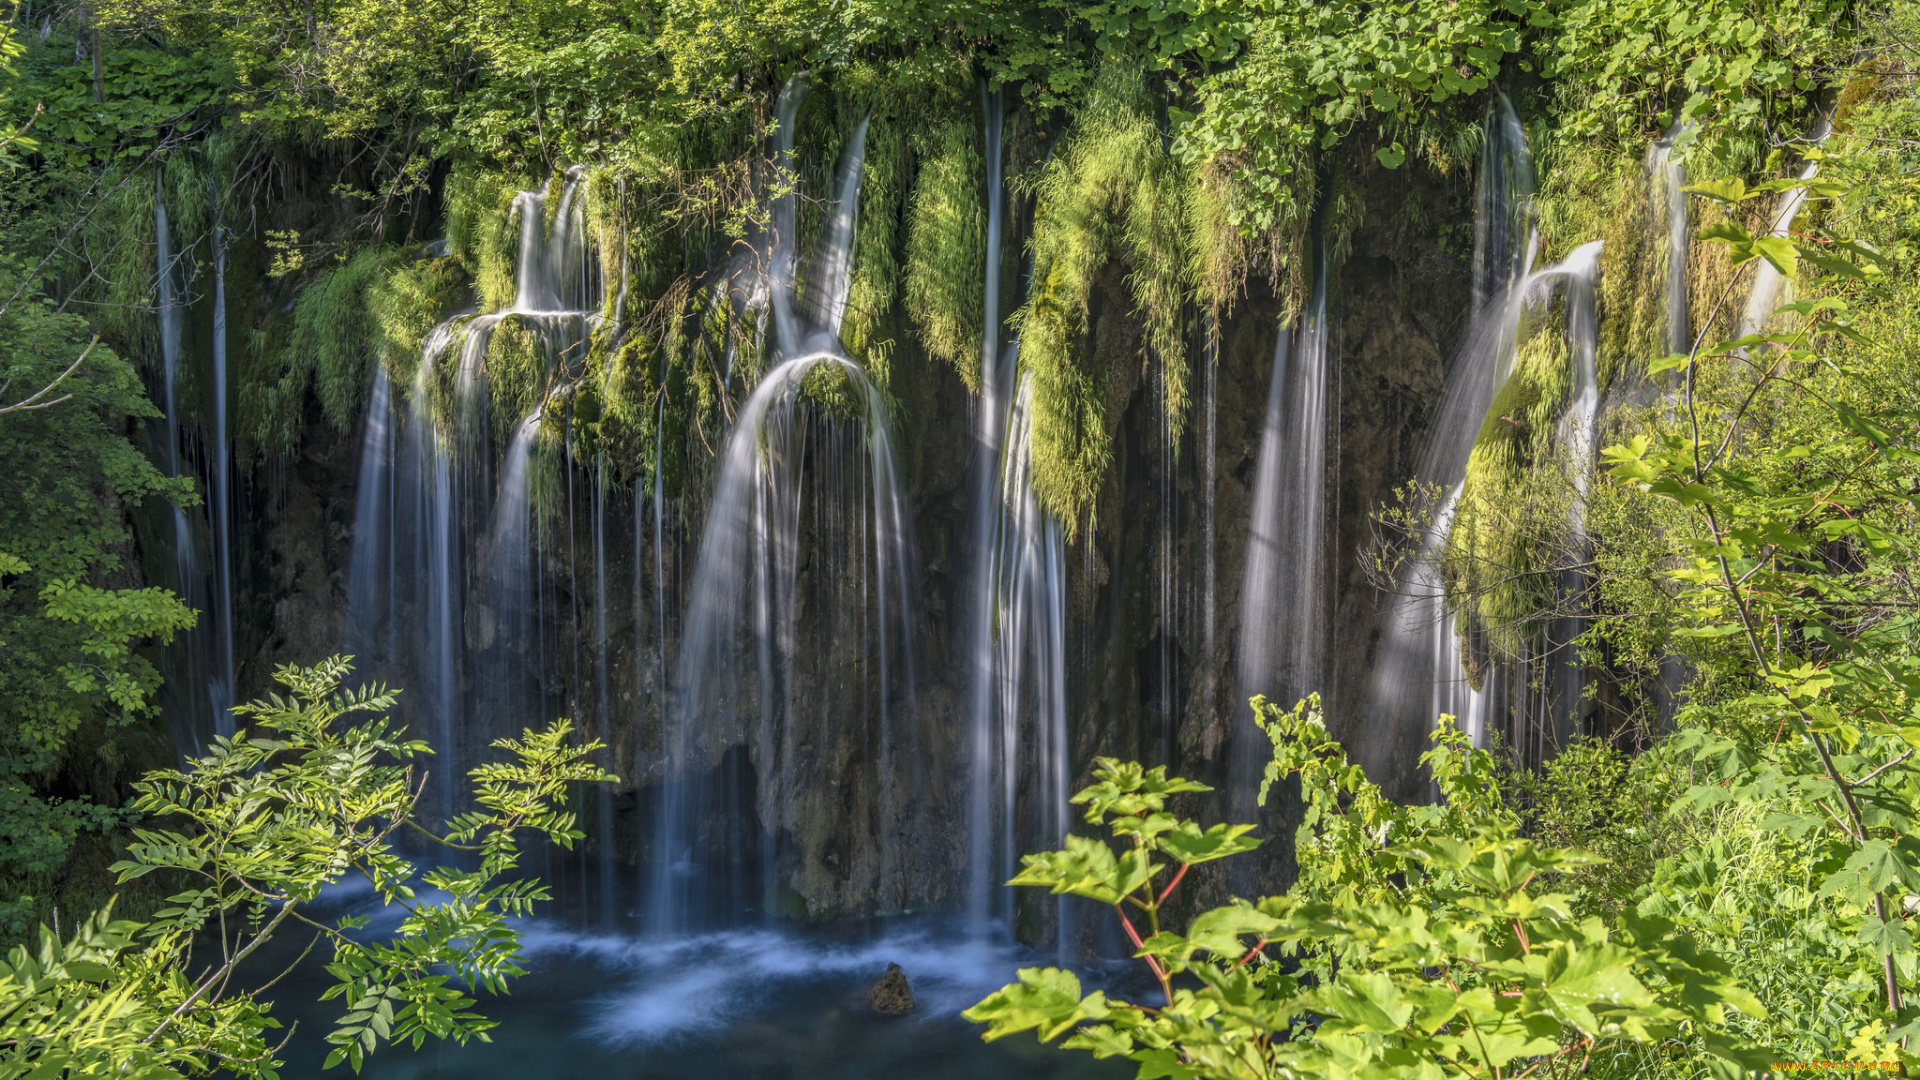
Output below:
[1446,293,1581,657]
[245,246,396,457]
[87,164,161,366]
[530,399,570,523]
[368,256,465,389]
[904,116,986,387]
[1015,66,1191,533]
[843,108,905,396]
[588,334,657,485]
[485,313,547,439]
[583,167,627,324]
[1535,140,1680,388]
[800,360,862,422]
[1186,159,1294,324]
[446,167,526,313]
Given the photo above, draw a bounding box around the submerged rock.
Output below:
[866,962,914,1016]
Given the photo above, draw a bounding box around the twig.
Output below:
[1849,749,1916,788]
[0,336,97,415]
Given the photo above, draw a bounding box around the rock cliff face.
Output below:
[214,129,1473,930]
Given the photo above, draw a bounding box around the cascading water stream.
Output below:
[1236,237,1334,710]
[648,105,913,936]
[1738,113,1833,342]
[1371,94,1537,768]
[1232,229,1333,845]
[998,376,1070,956]
[648,354,915,934]
[345,169,604,830]
[153,168,225,751]
[964,87,1011,942]
[208,180,235,734]
[797,117,871,346]
[1646,122,1696,721]
[1548,242,1604,753]
[962,92,1074,953]
[1647,123,1690,356]
[1475,92,1539,310]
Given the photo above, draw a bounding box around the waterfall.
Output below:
[648,106,912,935]
[208,178,236,738]
[1371,95,1537,769]
[1474,92,1539,309]
[345,367,395,659]
[648,355,915,934]
[1236,238,1334,715]
[960,91,1073,952]
[480,409,542,753]
[344,168,604,828]
[154,168,225,752]
[1002,377,1070,955]
[592,454,615,929]
[1232,234,1333,834]
[1549,242,1604,754]
[965,86,1011,941]
[1738,114,1833,342]
[1199,315,1217,754]
[798,117,871,345]
[1556,243,1604,515]
[1647,123,1690,356]
[1648,122,1694,723]
[964,369,1073,950]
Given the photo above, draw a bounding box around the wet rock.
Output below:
[866,962,914,1017]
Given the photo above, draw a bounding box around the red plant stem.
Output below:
[1232,938,1267,973]
[1114,902,1171,984]
[1156,862,1190,906]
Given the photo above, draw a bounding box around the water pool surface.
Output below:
[260,895,1138,1080]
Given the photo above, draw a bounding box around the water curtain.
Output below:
[648,85,914,935]
[1370,94,1538,776]
[345,168,604,826]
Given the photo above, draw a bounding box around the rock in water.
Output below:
[867,962,914,1016]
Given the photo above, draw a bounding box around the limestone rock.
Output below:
[866,962,914,1017]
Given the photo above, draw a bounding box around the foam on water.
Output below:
[515,924,1073,1042]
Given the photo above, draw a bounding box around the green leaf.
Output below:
[1319,970,1415,1033]
[1184,903,1281,958]
[1859,917,1915,961]
[1685,178,1753,203]
[963,968,1108,1043]
[1542,943,1657,1033]
[1797,248,1870,280]
[1009,835,1156,904]
[1062,1023,1134,1057]
[1821,839,1920,903]
[1750,236,1797,277]
[1158,821,1260,865]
